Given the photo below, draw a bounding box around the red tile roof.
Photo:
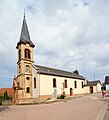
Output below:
[0,88,14,97]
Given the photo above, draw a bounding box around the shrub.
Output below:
[57,94,66,99]
[0,95,4,105]
[3,91,12,100]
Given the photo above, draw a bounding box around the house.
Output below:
[0,88,13,97]
[12,14,101,104]
[104,76,109,92]
[84,80,102,94]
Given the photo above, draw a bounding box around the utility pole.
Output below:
[94,74,95,81]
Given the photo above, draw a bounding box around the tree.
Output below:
[4,91,10,100]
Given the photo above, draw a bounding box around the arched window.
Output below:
[26,87,30,93]
[25,65,30,72]
[82,81,84,88]
[53,78,56,88]
[34,77,36,88]
[19,65,21,73]
[65,79,67,88]
[18,50,21,60]
[25,49,31,59]
[74,81,77,88]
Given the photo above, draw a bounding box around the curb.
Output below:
[95,102,108,120]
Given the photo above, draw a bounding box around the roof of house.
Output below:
[105,76,109,84]
[85,80,101,87]
[16,15,35,48]
[0,88,13,97]
[33,64,85,80]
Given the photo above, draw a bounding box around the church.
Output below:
[13,14,101,104]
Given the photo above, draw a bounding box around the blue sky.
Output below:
[0,0,109,88]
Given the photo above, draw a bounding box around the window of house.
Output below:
[18,50,21,60]
[53,78,56,88]
[25,49,31,59]
[65,79,67,88]
[26,87,30,93]
[74,81,77,88]
[82,81,84,88]
[34,77,36,88]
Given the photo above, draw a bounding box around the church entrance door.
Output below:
[70,88,73,96]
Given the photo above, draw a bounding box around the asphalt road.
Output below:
[0,94,107,120]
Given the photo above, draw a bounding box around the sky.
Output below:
[0,0,109,88]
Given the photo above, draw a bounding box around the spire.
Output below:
[16,12,35,49]
[24,9,25,18]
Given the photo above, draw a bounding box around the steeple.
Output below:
[16,13,35,49]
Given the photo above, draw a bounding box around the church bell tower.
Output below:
[16,14,35,99]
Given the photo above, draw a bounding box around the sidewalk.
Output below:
[0,93,108,120]
[103,99,109,120]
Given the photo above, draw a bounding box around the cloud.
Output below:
[0,0,109,87]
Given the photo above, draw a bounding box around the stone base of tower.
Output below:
[17,98,38,104]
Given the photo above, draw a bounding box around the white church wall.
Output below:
[73,80,84,95]
[32,67,39,98]
[39,74,85,97]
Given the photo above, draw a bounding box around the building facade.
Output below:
[104,76,109,93]
[13,15,101,103]
[84,80,102,94]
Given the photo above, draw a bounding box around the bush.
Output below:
[0,95,4,100]
[0,100,2,105]
[0,95,4,105]
[57,94,66,99]
[0,91,12,105]
[3,91,12,100]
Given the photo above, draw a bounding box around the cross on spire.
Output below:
[24,9,25,18]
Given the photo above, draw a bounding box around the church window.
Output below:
[25,65,30,72]
[26,77,30,80]
[65,79,67,88]
[26,87,30,93]
[19,65,21,73]
[18,50,21,60]
[53,78,56,88]
[34,77,36,88]
[82,81,84,88]
[25,49,31,59]
[74,81,77,88]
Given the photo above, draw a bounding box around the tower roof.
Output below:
[16,15,35,49]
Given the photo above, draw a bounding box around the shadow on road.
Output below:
[0,106,9,112]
